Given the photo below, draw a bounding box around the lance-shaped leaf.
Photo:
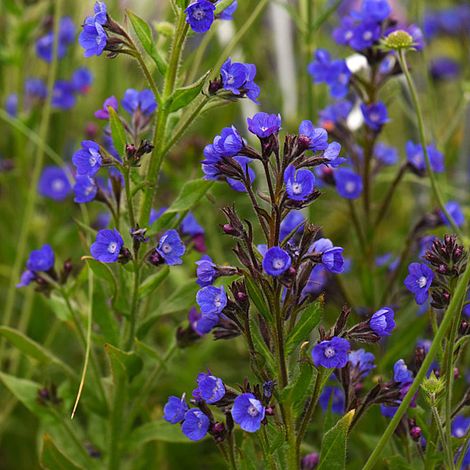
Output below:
[127,10,167,75]
[41,434,84,470]
[104,343,143,383]
[245,276,273,323]
[285,301,322,355]
[108,107,127,157]
[0,327,76,379]
[317,410,355,470]
[168,71,209,112]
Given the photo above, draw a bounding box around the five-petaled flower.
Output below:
[185,0,216,33]
[72,140,103,176]
[361,102,389,131]
[334,168,363,199]
[312,336,351,368]
[404,262,434,305]
[231,393,265,432]
[247,112,281,138]
[181,408,210,441]
[312,238,345,274]
[284,165,316,201]
[194,372,225,404]
[196,285,227,315]
[90,229,124,263]
[163,395,188,424]
[156,230,186,266]
[369,307,396,337]
[262,247,292,277]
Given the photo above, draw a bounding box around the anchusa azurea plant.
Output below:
[1,0,470,469]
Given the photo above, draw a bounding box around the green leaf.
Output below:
[138,266,169,299]
[83,258,118,304]
[317,410,355,470]
[245,277,273,323]
[0,373,55,422]
[149,179,213,233]
[290,362,316,416]
[127,9,167,74]
[168,71,209,112]
[248,317,275,374]
[128,420,202,448]
[214,0,234,15]
[108,107,127,156]
[285,301,322,355]
[104,344,143,383]
[0,327,75,378]
[41,435,84,470]
[137,280,199,338]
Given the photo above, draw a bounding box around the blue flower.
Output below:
[5,94,18,117]
[36,17,76,62]
[312,336,350,368]
[163,395,188,424]
[319,101,352,127]
[72,141,102,176]
[181,408,210,441]
[280,211,305,241]
[74,175,98,203]
[72,67,93,94]
[196,285,227,315]
[232,393,265,432]
[284,165,315,201]
[298,120,328,151]
[196,256,217,287]
[227,157,255,192]
[52,81,76,110]
[430,57,460,81]
[404,262,434,305]
[381,404,398,418]
[213,126,245,157]
[451,415,470,438]
[93,1,108,25]
[95,96,118,120]
[334,167,363,199]
[302,264,328,298]
[156,230,185,265]
[194,372,225,404]
[375,142,398,165]
[27,244,55,272]
[25,78,48,100]
[16,270,36,288]
[90,229,124,263]
[195,312,220,335]
[333,17,356,46]
[79,18,107,57]
[308,49,351,99]
[185,0,216,33]
[359,0,391,22]
[361,102,389,131]
[220,58,260,103]
[38,166,72,201]
[440,201,465,228]
[319,386,345,414]
[121,89,157,116]
[348,349,376,377]
[393,359,413,384]
[247,112,281,138]
[262,247,292,276]
[406,141,444,174]
[218,0,238,20]
[312,238,345,274]
[181,212,205,236]
[369,307,395,336]
[323,142,345,167]
[350,21,381,50]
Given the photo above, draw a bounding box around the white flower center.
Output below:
[454,427,464,438]
[162,243,172,254]
[226,74,235,85]
[363,31,373,41]
[107,242,118,254]
[345,30,353,40]
[193,8,205,20]
[369,112,380,122]
[417,276,427,288]
[338,73,348,84]
[292,182,302,194]
[214,295,221,308]
[345,181,356,193]
[272,258,285,270]
[247,405,259,417]
[324,347,336,358]
[52,179,64,192]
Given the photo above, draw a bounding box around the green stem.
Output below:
[363,255,470,469]
[138,13,189,226]
[397,49,464,240]
[124,260,141,351]
[430,404,454,470]
[1,0,62,356]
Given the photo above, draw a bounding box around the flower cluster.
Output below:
[164,372,269,442]
[36,16,76,62]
